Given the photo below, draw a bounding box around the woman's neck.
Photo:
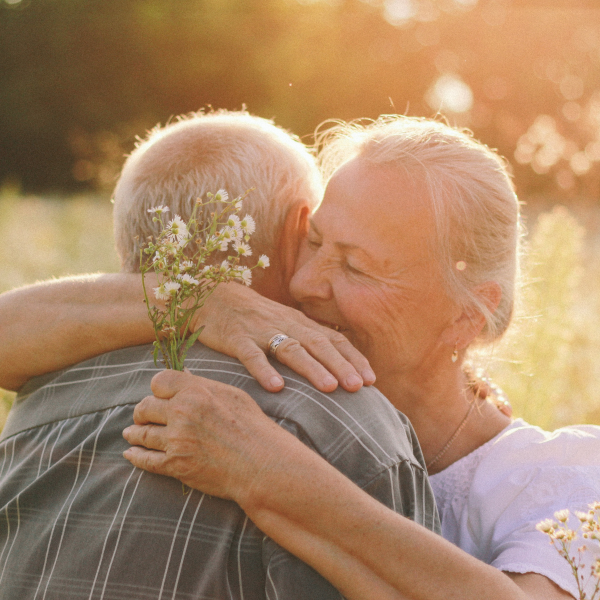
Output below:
[375,365,512,475]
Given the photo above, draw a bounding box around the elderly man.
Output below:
[0,111,439,600]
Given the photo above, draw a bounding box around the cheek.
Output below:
[338,281,407,339]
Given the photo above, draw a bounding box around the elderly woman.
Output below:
[121,117,600,600]
[2,116,599,599]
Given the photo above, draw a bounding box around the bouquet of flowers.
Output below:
[537,504,600,599]
[140,190,269,371]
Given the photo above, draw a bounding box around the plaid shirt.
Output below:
[0,344,439,600]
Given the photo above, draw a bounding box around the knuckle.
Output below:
[238,345,266,363]
[278,339,304,356]
[308,334,332,352]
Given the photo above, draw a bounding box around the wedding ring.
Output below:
[268,334,290,358]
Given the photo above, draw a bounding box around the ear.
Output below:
[441,281,502,350]
[278,202,311,286]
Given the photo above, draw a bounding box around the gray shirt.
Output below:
[0,344,440,600]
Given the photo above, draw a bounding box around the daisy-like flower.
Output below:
[148,205,170,214]
[180,260,194,271]
[234,200,243,211]
[167,215,190,246]
[164,281,181,295]
[226,214,241,232]
[179,274,200,286]
[215,189,229,202]
[220,226,238,241]
[536,519,555,534]
[233,240,252,256]
[153,285,170,301]
[555,509,570,523]
[240,214,256,235]
[236,267,252,286]
[220,259,230,273]
[257,254,270,269]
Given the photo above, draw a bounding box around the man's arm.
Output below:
[123,370,571,600]
[0,274,374,393]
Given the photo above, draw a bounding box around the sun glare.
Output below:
[425,74,474,114]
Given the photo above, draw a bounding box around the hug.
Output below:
[0,110,599,600]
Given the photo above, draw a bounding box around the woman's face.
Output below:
[289,157,461,382]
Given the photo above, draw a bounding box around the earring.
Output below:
[451,342,458,363]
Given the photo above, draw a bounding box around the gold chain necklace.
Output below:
[426,400,476,471]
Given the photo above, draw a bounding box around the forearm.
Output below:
[237,435,530,600]
[0,274,154,390]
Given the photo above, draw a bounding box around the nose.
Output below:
[289,244,332,304]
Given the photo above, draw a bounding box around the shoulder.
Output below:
[433,419,600,567]
[221,359,427,485]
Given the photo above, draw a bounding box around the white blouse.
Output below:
[430,419,600,598]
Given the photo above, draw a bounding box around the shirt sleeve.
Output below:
[467,425,600,599]
[262,536,345,600]
[362,460,440,533]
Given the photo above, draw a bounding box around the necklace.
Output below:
[426,400,476,471]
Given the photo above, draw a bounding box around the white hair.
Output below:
[316,115,522,343]
[113,109,322,272]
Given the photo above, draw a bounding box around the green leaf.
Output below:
[181,325,205,357]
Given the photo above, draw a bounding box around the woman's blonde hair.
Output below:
[316,115,522,343]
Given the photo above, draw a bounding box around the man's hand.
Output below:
[122,370,291,502]
[194,283,376,393]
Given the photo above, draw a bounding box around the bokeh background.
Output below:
[2,0,600,430]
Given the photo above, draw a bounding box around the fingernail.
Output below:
[323,374,337,388]
[270,376,284,389]
[123,427,131,437]
[362,368,376,384]
[346,374,363,389]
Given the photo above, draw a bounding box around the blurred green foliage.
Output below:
[2,0,600,201]
[489,205,600,429]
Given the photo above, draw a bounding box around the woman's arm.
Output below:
[123,370,570,600]
[0,274,373,393]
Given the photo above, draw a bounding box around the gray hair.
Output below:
[316,115,522,344]
[114,110,323,272]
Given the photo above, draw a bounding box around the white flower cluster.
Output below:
[139,190,269,371]
[537,505,600,598]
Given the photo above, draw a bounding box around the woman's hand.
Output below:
[194,282,376,393]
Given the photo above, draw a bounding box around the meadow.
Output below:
[1,193,600,432]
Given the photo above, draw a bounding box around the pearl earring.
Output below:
[451,342,458,363]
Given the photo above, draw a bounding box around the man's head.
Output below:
[113,110,322,303]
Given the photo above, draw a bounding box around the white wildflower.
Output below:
[220,226,238,241]
[555,509,570,523]
[234,200,243,210]
[233,241,252,256]
[227,214,241,231]
[153,285,170,301]
[148,205,170,214]
[164,281,181,295]
[536,519,555,534]
[257,254,270,269]
[180,260,194,271]
[220,259,231,273]
[215,189,229,202]
[240,214,256,235]
[167,215,190,245]
[179,274,200,286]
[236,267,252,286]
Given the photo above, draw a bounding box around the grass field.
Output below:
[1,193,600,432]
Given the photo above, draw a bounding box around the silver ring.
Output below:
[268,334,290,358]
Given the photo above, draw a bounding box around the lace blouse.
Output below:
[430,419,600,598]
